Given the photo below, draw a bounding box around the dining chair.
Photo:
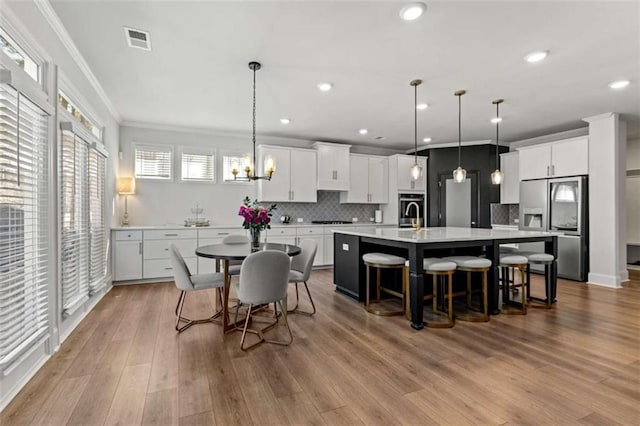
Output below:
[288,239,317,315]
[223,234,249,276]
[234,250,293,351]
[170,244,225,333]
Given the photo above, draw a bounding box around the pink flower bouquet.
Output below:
[238,197,277,231]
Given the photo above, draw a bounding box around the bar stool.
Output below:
[499,254,528,315]
[423,258,457,328]
[442,256,491,322]
[519,251,555,309]
[362,253,407,316]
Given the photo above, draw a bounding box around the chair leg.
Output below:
[175,289,223,334]
[264,301,294,346]
[239,304,254,351]
[287,281,316,316]
[520,266,527,315]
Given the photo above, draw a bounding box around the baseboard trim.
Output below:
[587,272,624,288]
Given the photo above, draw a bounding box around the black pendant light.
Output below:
[410,79,423,180]
[491,99,504,185]
[231,61,275,181]
[453,89,467,183]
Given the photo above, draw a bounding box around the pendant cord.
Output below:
[457,94,461,166]
[495,102,499,166]
[252,66,257,173]
[414,84,418,163]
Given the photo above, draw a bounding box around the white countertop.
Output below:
[333,226,556,243]
[111,223,396,231]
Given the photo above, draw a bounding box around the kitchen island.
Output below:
[333,227,558,330]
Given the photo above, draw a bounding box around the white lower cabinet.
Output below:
[114,238,143,281]
[324,234,334,266]
[143,229,198,280]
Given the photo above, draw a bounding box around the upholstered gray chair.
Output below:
[223,234,249,276]
[234,250,292,351]
[170,244,225,333]
[288,239,317,316]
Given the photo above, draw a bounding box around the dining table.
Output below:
[195,242,301,332]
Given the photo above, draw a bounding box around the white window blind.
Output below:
[222,154,251,181]
[0,83,50,369]
[181,151,214,182]
[135,145,172,180]
[59,127,90,316]
[88,149,107,294]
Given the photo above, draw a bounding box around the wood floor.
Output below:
[3,270,639,425]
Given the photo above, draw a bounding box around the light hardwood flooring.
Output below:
[2,270,639,425]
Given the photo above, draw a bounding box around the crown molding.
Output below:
[406,139,506,153]
[509,127,588,150]
[34,0,122,123]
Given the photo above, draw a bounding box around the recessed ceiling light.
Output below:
[280,118,291,124]
[423,137,432,143]
[400,2,427,21]
[609,80,630,89]
[359,129,368,135]
[525,51,548,63]
[416,103,428,110]
[490,117,502,124]
[317,82,333,92]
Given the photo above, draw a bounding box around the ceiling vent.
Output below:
[124,27,151,51]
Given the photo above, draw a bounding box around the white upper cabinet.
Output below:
[258,146,317,202]
[313,142,351,191]
[518,136,588,180]
[500,151,519,204]
[340,154,388,204]
[394,155,427,192]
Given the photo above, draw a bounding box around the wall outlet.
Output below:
[296,217,304,223]
[370,217,375,222]
[342,243,349,251]
[352,217,358,222]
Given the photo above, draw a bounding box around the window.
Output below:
[181,151,215,182]
[135,145,172,180]
[0,27,39,83]
[222,153,251,182]
[88,147,107,294]
[58,91,101,139]
[0,82,50,369]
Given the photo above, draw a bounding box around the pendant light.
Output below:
[453,89,467,183]
[491,99,504,185]
[410,79,423,180]
[231,61,275,181]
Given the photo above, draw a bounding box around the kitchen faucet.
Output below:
[405,202,421,231]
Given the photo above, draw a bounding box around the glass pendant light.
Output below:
[491,99,504,185]
[453,89,467,183]
[410,79,423,180]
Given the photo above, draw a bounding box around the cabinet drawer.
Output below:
[144,229,197,240]
[297,226,326,235]
[198,228,243,239]
[266,227,297,237]
[144,257,197,279]
[114,230,142,241]
[144,239,197,260]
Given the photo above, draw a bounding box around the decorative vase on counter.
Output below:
[250,228,261,249]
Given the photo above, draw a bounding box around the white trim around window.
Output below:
[179,146,216,183]
[134,143,173,181]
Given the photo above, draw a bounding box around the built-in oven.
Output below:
[398,193,425,228]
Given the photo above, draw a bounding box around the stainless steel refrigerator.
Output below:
[519,176,588,281]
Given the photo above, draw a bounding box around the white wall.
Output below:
[1,1,120,411]
[118,123,398,226]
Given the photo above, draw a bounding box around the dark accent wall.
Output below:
[417,144,509,228]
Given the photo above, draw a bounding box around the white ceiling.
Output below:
[49,0,640,150]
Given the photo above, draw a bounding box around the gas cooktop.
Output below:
[311,220,353,224]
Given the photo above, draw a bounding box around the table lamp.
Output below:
[116,177,135,226]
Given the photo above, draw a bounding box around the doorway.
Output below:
[437,170,479,227]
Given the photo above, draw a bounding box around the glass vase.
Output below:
[250,228,261,249]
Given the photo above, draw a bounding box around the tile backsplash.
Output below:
[490,203,520,225]
[267,191,379,223]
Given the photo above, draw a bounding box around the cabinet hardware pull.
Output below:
[546,165,550,176]
[164,248,168,251]
[165,233,178,237]
[164,267,173,270]
[551,165,555,175]
[292,191,294,200]
[139,242,142,254]
[218,232,229,235]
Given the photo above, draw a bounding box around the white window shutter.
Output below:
[0,83,50,369]
[88,149,107,294]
